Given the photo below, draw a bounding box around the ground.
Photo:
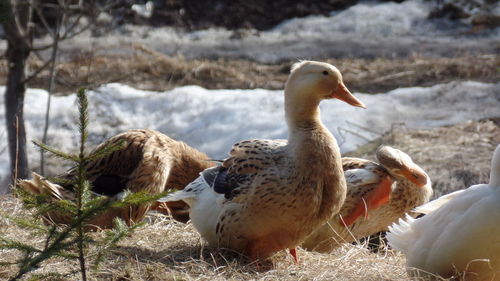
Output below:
[1,48,498,95]
[0,194,411,281]
[1,1,499,279]
[0,118,497,280]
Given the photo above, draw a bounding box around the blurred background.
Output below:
[0,0,499,195]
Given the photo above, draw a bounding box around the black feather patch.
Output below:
[213,168,233,198]
[201,165,250,199]
[92,175,127,196]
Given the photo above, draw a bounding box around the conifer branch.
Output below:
[86,139,127,162]
[32,140,79,162]
[1,88,162,280]
[76,88,89,158]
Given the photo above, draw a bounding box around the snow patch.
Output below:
[53,0,499,63]
[0,81,498,185]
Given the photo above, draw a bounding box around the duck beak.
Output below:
[401,166,428,187]
[330,83,366,108]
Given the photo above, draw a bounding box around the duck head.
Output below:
[376,146,429,187]
[284,61,365,128]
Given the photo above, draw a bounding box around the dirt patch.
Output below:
[1,44,497,95]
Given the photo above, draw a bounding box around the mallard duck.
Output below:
[387,145,500,280]
[302,146,432,253]
[158,60,366,261]
[17,129,214,229]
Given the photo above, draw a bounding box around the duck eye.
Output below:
[322,71,328,76]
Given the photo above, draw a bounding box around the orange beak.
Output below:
[400,166,428,187]
[330,83,366,108]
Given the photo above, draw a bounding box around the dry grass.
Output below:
[2,119,498,280]
[0,194,413,281]
[346,119,500,198]
[0,44,498,95]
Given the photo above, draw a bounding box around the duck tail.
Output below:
[157,188,197,204]
[17,172,64,201]
[158,169,212,204]
[386,213,416,253]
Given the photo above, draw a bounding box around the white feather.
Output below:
[158,167,226,244]
[413,189,465,215]
[387,145,500,279]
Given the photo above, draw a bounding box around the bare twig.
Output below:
[11,1,28,40]
[40,0,65,174]
[0,130,7,156]
[33,2,55,38]
[345,120,384,137]
[338,126,373,142]
[22,58,52,84]
[60,13,84,38]
[372,71,415,83]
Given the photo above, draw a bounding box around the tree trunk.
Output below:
[3,1,32,193]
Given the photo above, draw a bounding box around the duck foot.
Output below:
[289,248,299,264]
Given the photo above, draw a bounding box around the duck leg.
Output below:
[289,248,299,264]
[341,175,393,226]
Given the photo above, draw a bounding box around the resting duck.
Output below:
[18,129,214,229]
[302,146,432,253]
[388,144,500,280]
[158,60,366,262]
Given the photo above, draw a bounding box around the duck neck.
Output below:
[284,90,323,134]
[490,145,500,188]
[390,178,432,209]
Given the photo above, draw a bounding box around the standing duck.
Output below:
[17,129,214,229]
[387,145,500,280]
[302,146,432,253]
[158,60,366,261]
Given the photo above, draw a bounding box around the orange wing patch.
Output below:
[340,175,393,227]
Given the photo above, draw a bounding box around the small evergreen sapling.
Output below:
[0,89,166,281]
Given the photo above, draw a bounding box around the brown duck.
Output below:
[158,60,366,262]
[302,146,432,253]
[17,129,213,229]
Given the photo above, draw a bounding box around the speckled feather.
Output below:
[302,147,432,253]
[17,129,214,229]
[159,61,365,260]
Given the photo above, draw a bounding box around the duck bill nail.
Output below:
[330,83,366,109]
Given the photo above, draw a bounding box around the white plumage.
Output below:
[160,167,226,245]
[388,144,500,280]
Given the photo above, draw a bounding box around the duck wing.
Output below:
[214,139,288,202]
[58,129,176,196]
[340,158,393,226]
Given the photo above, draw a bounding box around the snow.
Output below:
[1,0,499,187]
[34,0,498,63]
[1,81,499,185]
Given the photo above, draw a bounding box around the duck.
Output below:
[302,146,432,253]
[387,144,500,280]
[158,60,366,262]
[17,129,214,229]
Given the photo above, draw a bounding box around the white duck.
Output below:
[159,60,366,262]
[302,146,432,252]
[388,144,500,280]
